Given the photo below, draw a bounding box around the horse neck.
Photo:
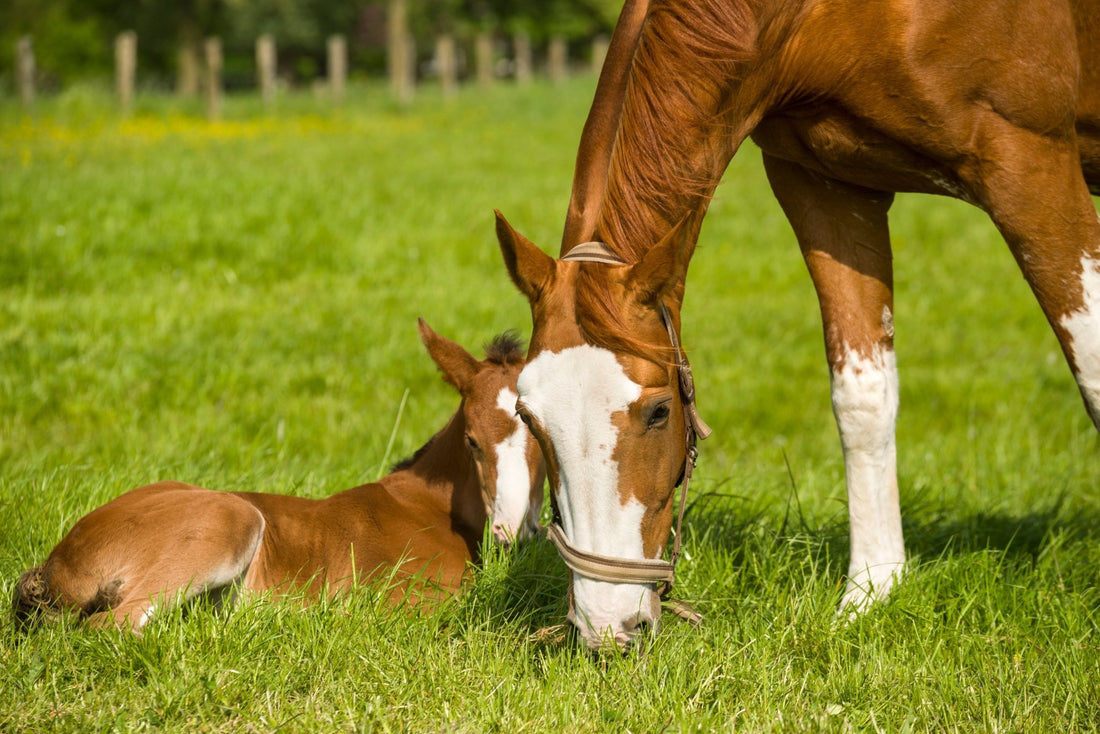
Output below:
[384,403,486,540]
[565,0,762,260]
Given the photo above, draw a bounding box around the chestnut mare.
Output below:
[497,0,1100,650]
[13,321,545,632]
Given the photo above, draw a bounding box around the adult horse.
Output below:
[497,0,1100,650]
[13,321,545,632]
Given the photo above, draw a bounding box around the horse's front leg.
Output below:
[762,153,905,613]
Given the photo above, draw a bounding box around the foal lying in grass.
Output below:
[13,320,544,632]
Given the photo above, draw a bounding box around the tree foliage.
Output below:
[1,0,621,90]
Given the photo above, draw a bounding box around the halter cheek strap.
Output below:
[546,241,710,626]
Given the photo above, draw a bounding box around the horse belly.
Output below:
[752,112,967,198]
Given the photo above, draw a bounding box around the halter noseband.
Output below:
[545,241,711,625]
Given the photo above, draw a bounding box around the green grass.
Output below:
[2,79,1099,731]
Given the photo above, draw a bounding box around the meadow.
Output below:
[1,78,1098,731]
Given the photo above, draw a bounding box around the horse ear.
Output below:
[418,318,480,392]
[626,216,697,306]
[496,210,556,302]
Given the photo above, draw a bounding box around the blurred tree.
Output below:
[434,0,618,40]
[0,0,619,92]
[1,0,109,88]
[74,0,229,87]
[494,0,617,38]
[226,0,362,83]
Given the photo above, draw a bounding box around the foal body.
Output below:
[13,322,544,631]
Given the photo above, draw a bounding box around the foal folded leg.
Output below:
[763,154,905,613]
[44,483,267,632]
[962,121,1100,429]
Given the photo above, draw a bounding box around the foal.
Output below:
[12,320,545,632]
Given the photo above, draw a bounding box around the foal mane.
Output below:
[586,0,758,262]
[390,331,526,473]
[482,331,524,367]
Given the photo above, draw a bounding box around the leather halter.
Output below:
[545,241,712,625]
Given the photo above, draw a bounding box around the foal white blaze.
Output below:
[517,344,662,648]
[830,341,905,612]
[490,386,540,543]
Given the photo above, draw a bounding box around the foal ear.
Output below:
[496,210,556,302]
[626,216,697,306]
[418,318,481,392]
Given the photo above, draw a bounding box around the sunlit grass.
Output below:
[2,81,1099,731]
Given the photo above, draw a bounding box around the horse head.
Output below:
[418,319,546,546]
[496,211,705,651]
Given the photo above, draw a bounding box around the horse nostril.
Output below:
[491,524,514,546]
[612,613,657,653]
[610,614,651,651]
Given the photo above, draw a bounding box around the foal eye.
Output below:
[464,434,481,452]
[647,404,671,429]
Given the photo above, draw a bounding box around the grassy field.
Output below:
[2,79,1099,731]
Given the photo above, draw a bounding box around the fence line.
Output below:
[13,27,605,116]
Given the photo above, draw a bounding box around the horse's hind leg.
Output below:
[763,154,905,613]
[965,122,1100,428]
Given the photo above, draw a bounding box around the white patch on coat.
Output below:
[518,345,658,643]
[830,344,906,612]
[137,604,156,629]
[490,387,535,542]
[569,497,659,648]
[1059,254,1100,423]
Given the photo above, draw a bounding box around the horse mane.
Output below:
[594,0,758,261]
[575,270,677,364]
[390,440,431,473]
[390,331,526,472]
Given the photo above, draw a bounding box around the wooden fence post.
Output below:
[204,37,223,120]
[16,36,34,107]
[256,34,276,109]
[327,35,347,105]
[115,31,137,114]
[475,32,493,87]
[513,33,532,85]
[177,38,200,96]
[591,35,610,75]
[548,36,567,84]
[388,0,414,103]
[435,35,457,99]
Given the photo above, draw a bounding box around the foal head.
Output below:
[418,319,545,545]
[495,212,699,651]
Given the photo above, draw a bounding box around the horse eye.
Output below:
[647,404,671,429]
[464,434,480,452]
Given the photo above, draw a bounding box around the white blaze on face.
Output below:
[490,387,534,542]
[519,345,658,645]
[1060,254,1100,424]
